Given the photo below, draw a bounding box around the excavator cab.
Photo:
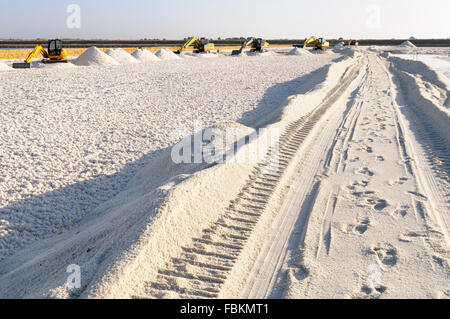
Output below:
[193,38,214,53]
[44,39,67,63]
[232,38,269,55]
[48,39,63,57]
[250,38,269,53]
[255,39,264,51]
[315,38,330,50]
[253,38,269,52]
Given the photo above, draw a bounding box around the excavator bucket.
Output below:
[12,62,31,69]
[231,50,242,55]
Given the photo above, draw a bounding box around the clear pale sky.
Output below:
[0,0,449,39]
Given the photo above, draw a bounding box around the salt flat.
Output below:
[0,47,448,299]
[0,52,337,261]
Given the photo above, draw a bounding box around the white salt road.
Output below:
[245,53,449,299]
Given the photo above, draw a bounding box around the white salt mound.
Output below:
[288,47,313,56]
[400,41,416,48]
[105,48,139,64]
[131,49,160,62]
[334,42,345,48]
[155,48,181,60]
[72,47,120,66]
[0,61,11,71]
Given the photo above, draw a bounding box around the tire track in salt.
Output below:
[243,55,368,298]
[382,56,450,250]
[142,57,364,299]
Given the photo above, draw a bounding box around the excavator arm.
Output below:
[175,37,199,54]
[250,38,269,52]
[303,36,318,48]
[231,38,254,55]
[25,45,48,63]
[193,38,214,53]
[245,38,255,48]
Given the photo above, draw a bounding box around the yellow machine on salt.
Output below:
[303,36,330,50]
[12,39,68,68]
[231,38,269,55]
[174,37,215,54]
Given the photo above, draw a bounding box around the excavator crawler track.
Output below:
[42,59,68,64]
[12,63,31,69]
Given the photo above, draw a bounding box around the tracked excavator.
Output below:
[174,37,215,54]
[231,38,269,55]
[12,39,68,68]
[300,36,330,51]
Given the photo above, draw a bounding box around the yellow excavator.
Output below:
[231,38,269,55]
[174,37,215,54]
[12,39,68,68]
[302,36,330,50]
